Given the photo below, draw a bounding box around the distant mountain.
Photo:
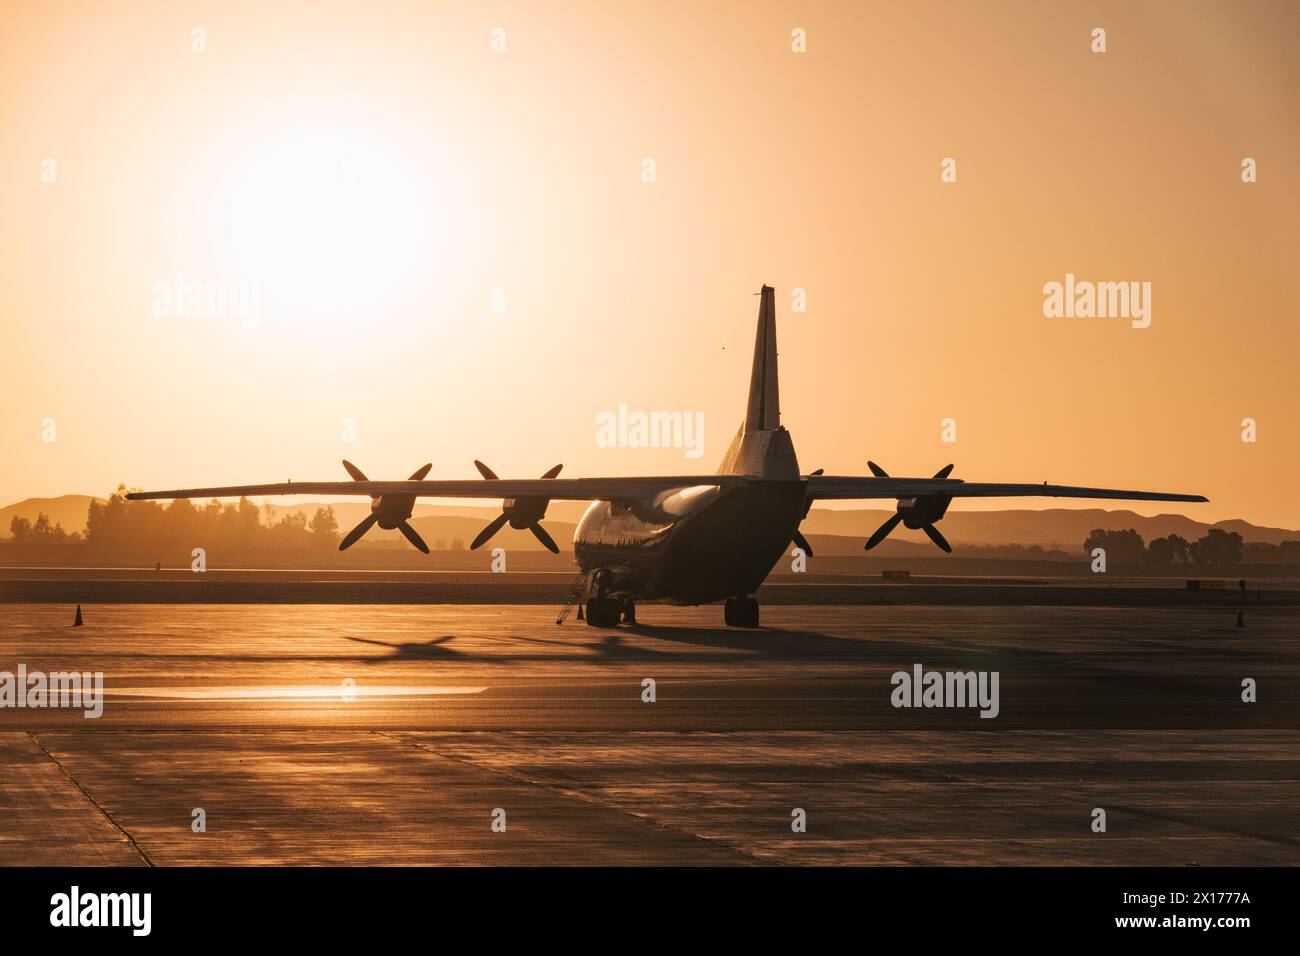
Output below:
[3,495,1296,551]
[800,507,1300,549]
[0,495,103,536]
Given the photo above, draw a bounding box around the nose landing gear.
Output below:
[585,597,637,627]
[584,597,625,627]
[724,595,760,628]
[582,568,640,627]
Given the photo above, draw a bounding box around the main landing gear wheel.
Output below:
[724,596,759,628]
[585,597,622,628]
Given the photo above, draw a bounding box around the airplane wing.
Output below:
[125,474,1208,504]
[124,476,753,502]
[805,475,1207,503]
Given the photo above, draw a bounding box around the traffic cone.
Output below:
[73,604,83,627]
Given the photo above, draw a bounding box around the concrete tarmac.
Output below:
[0,603,1295,866]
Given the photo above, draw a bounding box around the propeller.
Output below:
[470,461,563,554]
[792,468,824,556]
[863,462,956,554]
[337,460,432,553]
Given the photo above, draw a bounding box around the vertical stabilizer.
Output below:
[745,285,780,433]
[718,284,799,479]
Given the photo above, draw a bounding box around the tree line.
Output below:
[9,486,341,552]
[7,486,476,553]
[8,513,75,544]
[1079,527,1300,566]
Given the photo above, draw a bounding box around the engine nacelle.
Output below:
[897,493,952,530]
[502,495,548,529]
[372,494,416,529]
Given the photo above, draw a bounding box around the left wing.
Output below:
[124,475,752,502]
[805,475,1207,503]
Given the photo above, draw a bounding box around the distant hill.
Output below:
[0,495,104,537]
[3,495,1297,552]
[800,507,1300,550]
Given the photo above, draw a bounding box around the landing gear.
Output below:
[724,595,760,628]
[621,599,637,625]
[585,597,623,628]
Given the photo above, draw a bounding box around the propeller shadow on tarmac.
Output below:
[341,623,877,665]
[344,634,464,661]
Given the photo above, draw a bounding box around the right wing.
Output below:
[805,475,1208,503]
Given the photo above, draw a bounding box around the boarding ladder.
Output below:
[555,570,591,625]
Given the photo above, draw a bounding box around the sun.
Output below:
[224,125,440,317]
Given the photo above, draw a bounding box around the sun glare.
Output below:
[224,127,437,315]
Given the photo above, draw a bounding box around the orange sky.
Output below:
[2,1,1297,527]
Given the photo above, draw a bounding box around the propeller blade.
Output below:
[864,513,903,551]
[339,512,379,551]
[867,461,889,478]
[474,460,498,480]
[921,523,953,553]
[932,463,955,480]
[540,464,563,480]
[528,522,560,554]
[408,463,432,480]
[342,460,368,482]
[470,513,509,550]
[793,528,814,557]
[397,521,430,554]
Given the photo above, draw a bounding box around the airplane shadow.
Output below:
[342,624,888,664]
[69,617,1261,672]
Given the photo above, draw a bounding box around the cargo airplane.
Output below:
[127,286,1206,627]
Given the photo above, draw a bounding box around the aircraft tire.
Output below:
[585,597,621,627]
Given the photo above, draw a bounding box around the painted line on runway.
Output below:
[102,685,488,700]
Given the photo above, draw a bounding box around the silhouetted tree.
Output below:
[266,511,309,549]
[162,497,200,546]
[1147,536,1174,565]
[1146,533,1190,565]
[9,516,32,544]
[1083,528,1146,564]
[1190,528,1243,565]
[309,507,339,548]
[84,485,315,555]
[8,513,72,544]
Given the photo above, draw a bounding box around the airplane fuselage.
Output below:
[573,479,806,604]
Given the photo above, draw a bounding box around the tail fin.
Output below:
[745,285,780,432]
[717,284,799,478]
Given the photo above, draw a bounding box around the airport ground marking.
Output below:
[1112,804,1300,851]
[25,731,155,867]
[370,730,772,865]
